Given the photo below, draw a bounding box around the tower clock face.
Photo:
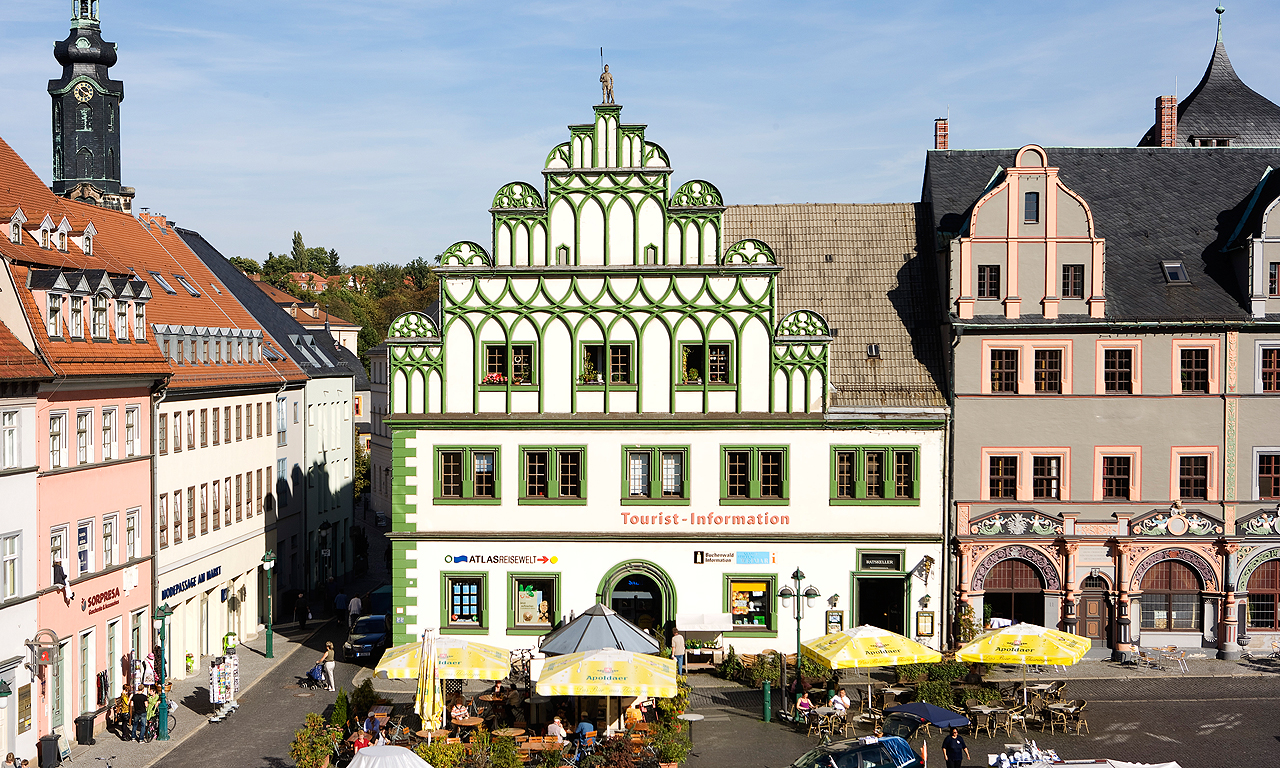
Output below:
[73,83,94,103]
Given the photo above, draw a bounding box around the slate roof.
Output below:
[180,228,361,382]
[1138,39,1280,148]
[331,344,371,391]
[923,146,1280,322]
[723,203,947,408]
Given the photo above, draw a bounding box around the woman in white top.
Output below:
[319,642,336,691]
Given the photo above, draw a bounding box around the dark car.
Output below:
[342,614,391,662]
[791,735,923,768]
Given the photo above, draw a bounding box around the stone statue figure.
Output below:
[600,64,615,104]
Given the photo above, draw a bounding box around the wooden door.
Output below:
[1080,592,1109,646]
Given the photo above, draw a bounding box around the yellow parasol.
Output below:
[956,623,1092,704]
[801,625,943,704]
[536,648,678,698]
[375,636,512,681]
[375,640,424,680]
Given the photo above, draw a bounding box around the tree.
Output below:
[353,441,370,500]
[228,256,260,275]
[403,256,435,292]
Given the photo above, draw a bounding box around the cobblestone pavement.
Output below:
[685,675,1280,768]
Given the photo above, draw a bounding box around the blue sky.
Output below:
[0,1,1277,266]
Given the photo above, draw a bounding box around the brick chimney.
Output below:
[934,118,949,150]
[1156,96,1178,147]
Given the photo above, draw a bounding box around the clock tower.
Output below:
[48,0,134,212]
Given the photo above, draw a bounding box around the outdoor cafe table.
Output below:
[369,705,393,726]
[453,716,484,737]
[678,712,705,746]
[493,728,526,738]
[813,707,837,716]
[970,705,1007,714]
[1046,703,1079,714]
[520,741,568,753]
[1024,683,1053,694]
[882,687,911,696]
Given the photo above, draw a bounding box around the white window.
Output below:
[102,515,116,568]
[293,402,299,424]
[133,303,145,341]
[50,528,67,582]
[9,222,18,243]
[124,406,139,457]
[1,534,19,600]
[84,233,92,255]
[277,458,286,481]
[76,410,92,464]
[1,411,17,469]
[49,413,68,469]
[115,300,128,341]
[277,398,286,446]
[76,519,93,576]
[91,295,108,338]
[69,297,82,338]
[125,508,139,560]
[101,407,116,461]
[47,293,63,337]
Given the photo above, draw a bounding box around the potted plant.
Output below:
[684,367,701,384]
[580,357,600,384]
[414,740,465,768]
[290,712,342,768]
[652,721,693,768]
[481,372,507,385]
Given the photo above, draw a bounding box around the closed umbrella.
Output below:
[415,631,444,729]
[539,603,660,656]
[956,623,1092,705]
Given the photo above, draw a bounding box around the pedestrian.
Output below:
[5,751,17,766]
[131,687,148,742]
[319,641,337,691]
[670,628,686,676]
[52,559,74,603]
[348,592,363,629]
[295,592,309,630]
[334,586,348,620]
[941,726,970,768]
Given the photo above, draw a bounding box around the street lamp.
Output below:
[262,550,277,659]
[777,569,820,703]
[153,602,174,740]
[318,521,332,584]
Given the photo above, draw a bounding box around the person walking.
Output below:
[348,593,363,629]
[334,587,348,621]
[319,642,336,691]
[295,593,310,630]
[941,727,969,768]
[670,628,686,676]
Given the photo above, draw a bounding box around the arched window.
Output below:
[1247,560,1280,630]
[1081,575,1108,591]
[78,106,91,132]
[83,234,92,255]
[1139,560,1201,631]
[78,147,93,179]
[983,559,1045,626]
[9,222,18,243]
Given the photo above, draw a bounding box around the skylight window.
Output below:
[148,271,177,294]
[173,274,201,297]
[1162,261,1191,284]
[210,282,222,295]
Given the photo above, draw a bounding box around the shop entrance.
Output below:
[983,560,1045,626]
[1079,576,1110,647]
[610,574,663,630]
[856,577,905,634]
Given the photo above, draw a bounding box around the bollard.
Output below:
[762,679,771,722]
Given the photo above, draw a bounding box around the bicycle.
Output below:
[143,701,179,742]
[95,758,118,768]
[384,715,418,747]
[509,648,534,689]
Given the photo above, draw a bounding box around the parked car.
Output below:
[342,614,391,662]
[791,735,923,768]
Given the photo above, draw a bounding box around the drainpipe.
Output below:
[150,380,168,664]
[944,322,960,649]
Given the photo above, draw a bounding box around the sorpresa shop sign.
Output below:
[161,566,223,600]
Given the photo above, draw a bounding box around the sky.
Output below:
[0,1,1278,267]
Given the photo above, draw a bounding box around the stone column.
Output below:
[1111,540,1133,662]
[954,542,973,645]
[1219,540,1242,659]
[1061,541,1079,634]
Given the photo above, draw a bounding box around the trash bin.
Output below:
[74,713,96,746]
[37,734,60,767]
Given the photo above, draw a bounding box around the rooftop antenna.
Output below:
[600,47,604,75]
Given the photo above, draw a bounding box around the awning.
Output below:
[676,613,736,632]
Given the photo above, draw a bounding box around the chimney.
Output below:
[1157,96,1177,147]
[934,118,949,150]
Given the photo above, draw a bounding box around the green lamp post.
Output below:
[153,602,174,740]
[778,569,820,706]
[262,550,277,659]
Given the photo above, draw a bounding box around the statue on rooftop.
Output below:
[600,64,615,104]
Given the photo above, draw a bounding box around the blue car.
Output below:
[791,735,924,768]
[342,614,391,662]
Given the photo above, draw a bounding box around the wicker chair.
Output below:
[1070,702,1090,734]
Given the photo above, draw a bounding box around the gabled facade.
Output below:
[382,104,947,661]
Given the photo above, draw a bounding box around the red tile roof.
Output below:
[0,135,306,389]
[0,321,52,380]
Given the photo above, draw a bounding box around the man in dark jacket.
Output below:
[131,688,149,741]
[941,727,970,768]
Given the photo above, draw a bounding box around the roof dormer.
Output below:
[54,217,73,252]
[5,207,26,244]
[34,214,55,249]
[72,221,98,255]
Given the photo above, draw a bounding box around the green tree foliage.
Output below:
[353,441,370,499]
[228,256,260,275]
[330,687,349,728]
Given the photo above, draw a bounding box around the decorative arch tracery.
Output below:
[1130,548,1218,592]
[971,544,1061,591]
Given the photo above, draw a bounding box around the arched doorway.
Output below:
[1246,560,1280,632]
[1078,575,1111,647]
[984,560,1045,626]
[597,560,677,633]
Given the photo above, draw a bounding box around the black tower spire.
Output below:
[48,0,134,212]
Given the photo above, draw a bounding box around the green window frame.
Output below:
[507,572,562,635]
[678,341,736,388]
[579,342,636,388]
[519,446,587,505]
[720,446,789,506]
[829,446,921,505]
[433,446,501,505]
[441,571,488,634]
[723,573,778,637]
[480,342,537,386]
[620,446,690,505]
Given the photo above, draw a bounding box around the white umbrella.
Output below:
[347,744,433,768]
